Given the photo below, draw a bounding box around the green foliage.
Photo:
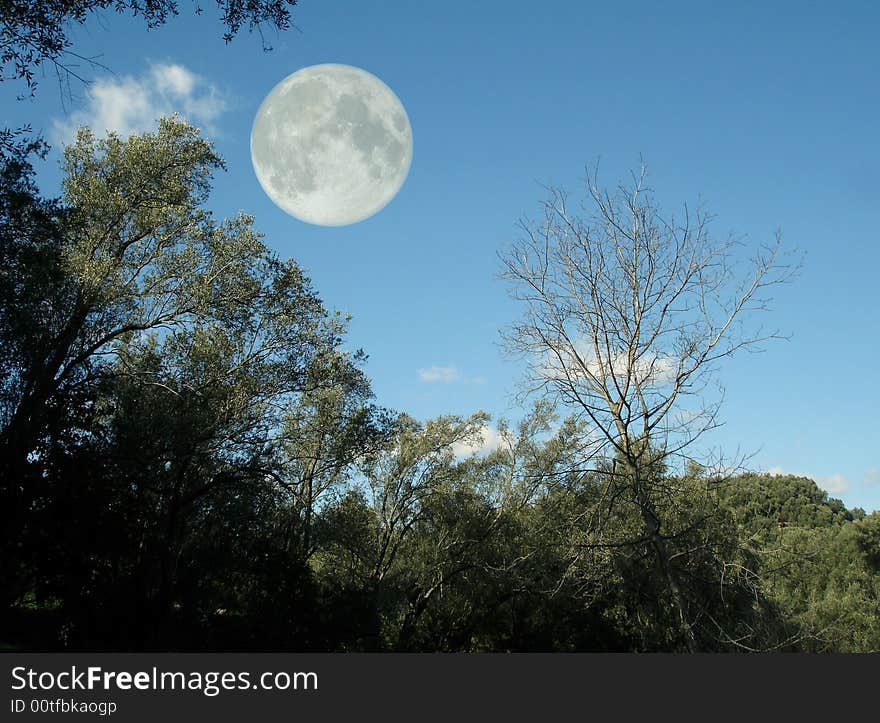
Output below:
[1,119,876,652]
[0,117,387,648]
[1,0,299,92]
[718,472,854,541]
[759,524,880,652]
[717,475,879,652]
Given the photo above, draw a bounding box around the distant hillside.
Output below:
[716,473,857,538]
[717,472,879,652]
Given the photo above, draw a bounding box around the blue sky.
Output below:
[4,1,879,510]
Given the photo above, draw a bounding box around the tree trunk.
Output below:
[629,461,700,653]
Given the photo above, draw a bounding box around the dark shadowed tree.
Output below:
[0,116,387,648]
[1,0,299,92]
[1,117,232,479]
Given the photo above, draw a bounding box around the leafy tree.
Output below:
[719,474,880,652]
[0,116,386,648]
[279,355,395,566]
[315,405,609,651]
[759,523,880,652]
[356,412,489,647]
[3,117,231,477]
[856,512,880,572]
[0,125,75,607]
[315,410,518,649]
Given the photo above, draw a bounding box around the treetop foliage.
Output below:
[0,116,875,652]
[1,0,299,92]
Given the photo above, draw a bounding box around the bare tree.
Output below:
[500,163,798,651]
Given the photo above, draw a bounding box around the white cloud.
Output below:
[152,64,197,97]
[816,473,851,494]
[543,341,676,387]
[417,365,486,384]
[418,365,461,383]
[766,467,851,494]
[452,424,506,457]
[862,468,880,487]
[53,63,228,143]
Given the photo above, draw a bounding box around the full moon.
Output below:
[250,64,413,226]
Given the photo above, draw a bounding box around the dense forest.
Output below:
[1,120,877,652]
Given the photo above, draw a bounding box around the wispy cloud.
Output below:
[862,468,880,487]
[417,364,485,384]
[452,424,506,457]
[542,341,676,387]
[815,473,851,494]
[53,63,229,143]
[767,467,852,494]
[418,365,461,383]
